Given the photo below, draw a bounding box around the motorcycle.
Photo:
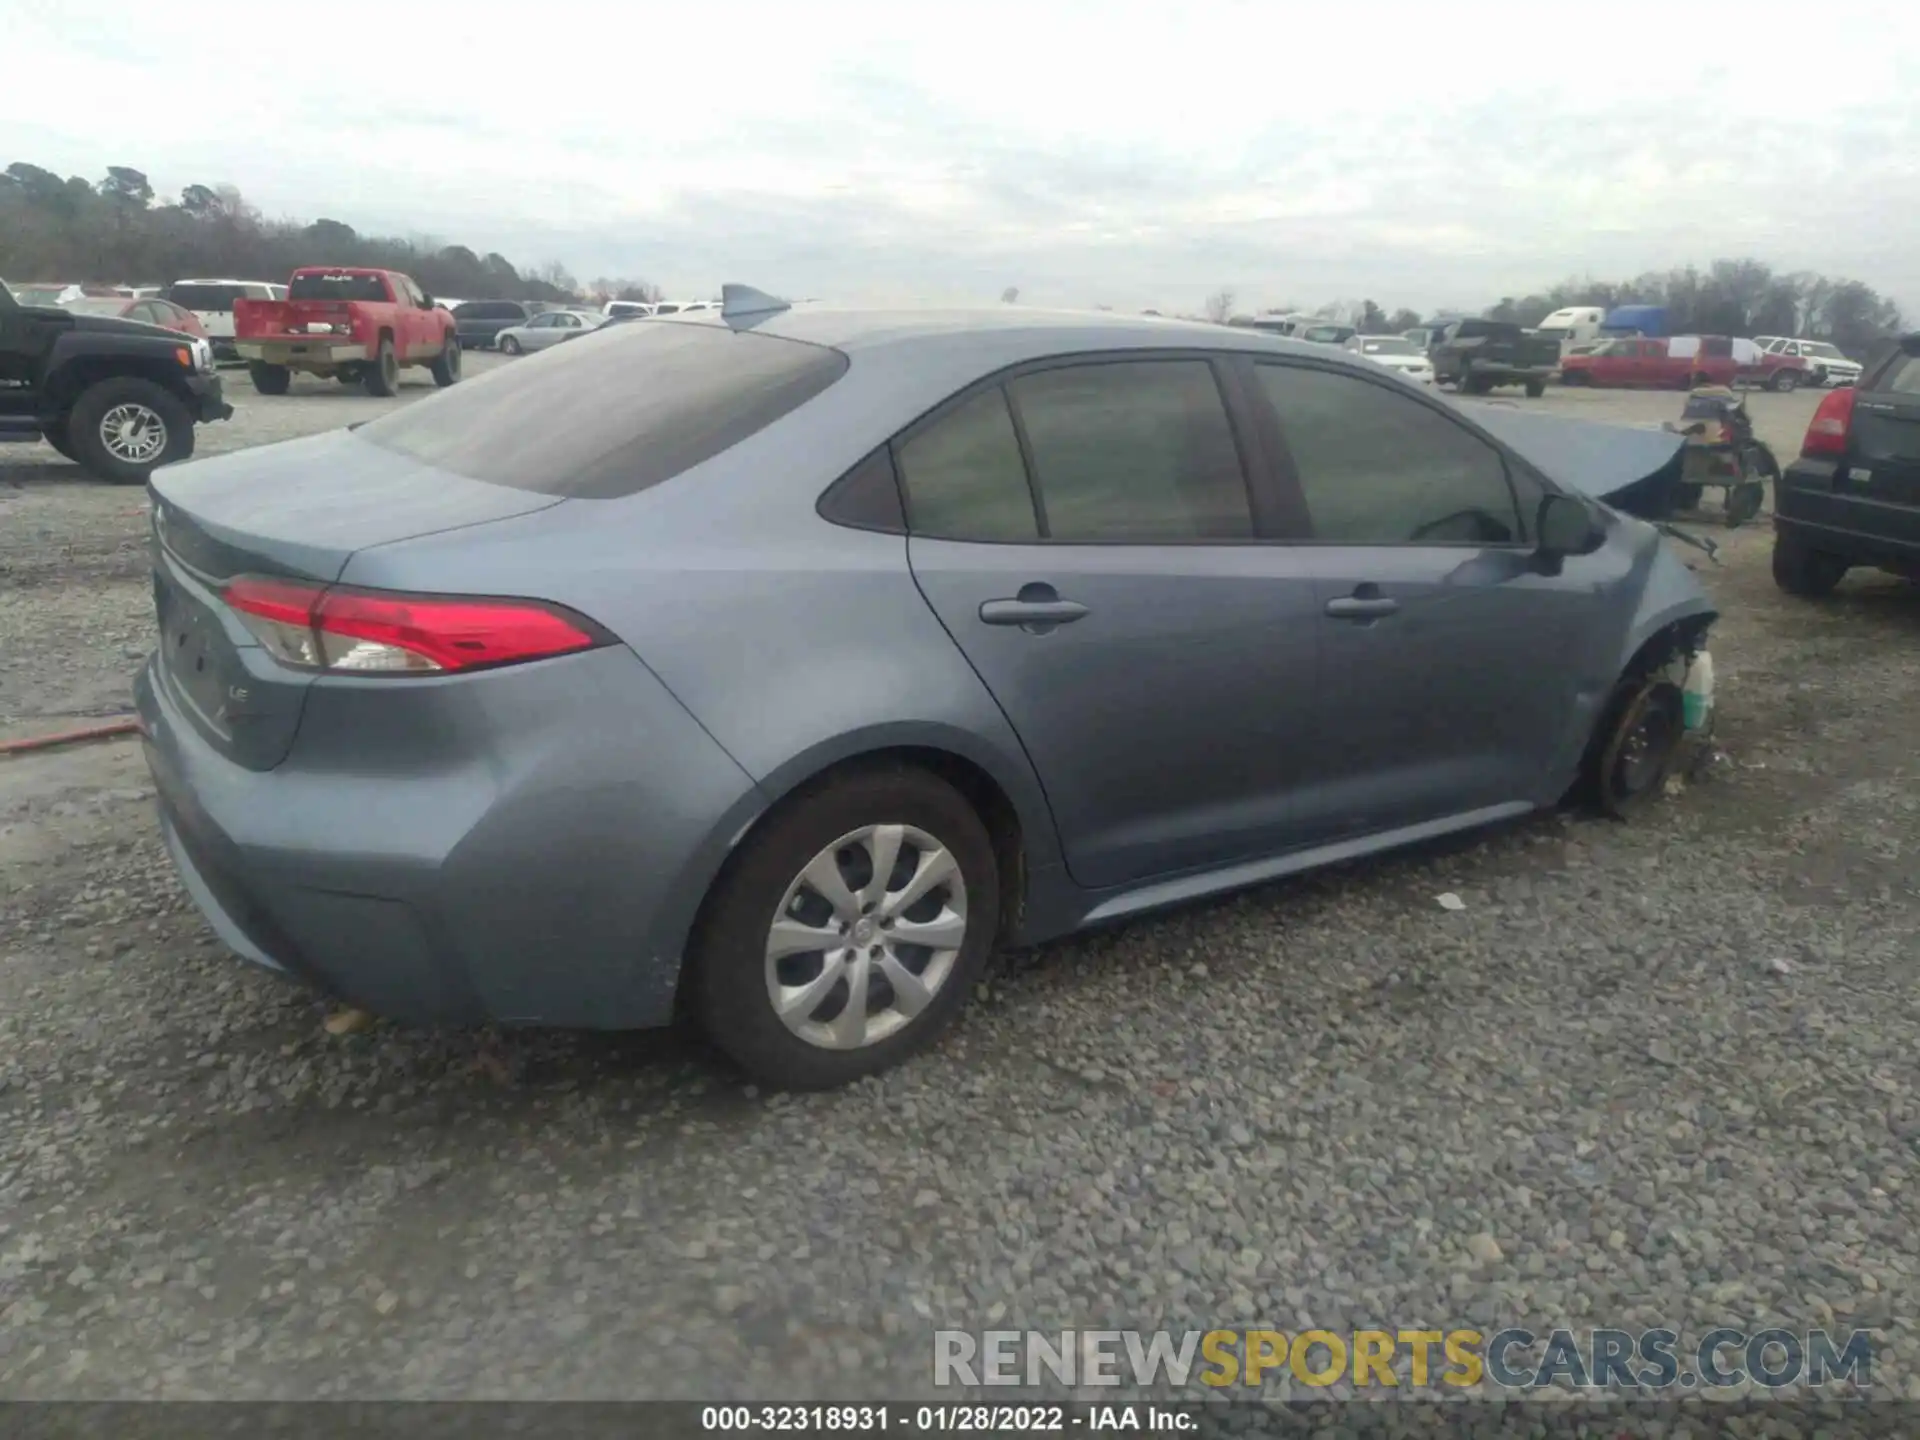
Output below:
[1662,385,1778,527]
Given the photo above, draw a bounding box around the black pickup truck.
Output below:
[0,279,232,484]
[1430,319,1562,397]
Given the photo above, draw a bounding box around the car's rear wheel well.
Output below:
[772,748,1024,943]
[677,747,1028,1015]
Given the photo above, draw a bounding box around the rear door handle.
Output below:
[1324,596,1400,619]
[979,598,1090,626]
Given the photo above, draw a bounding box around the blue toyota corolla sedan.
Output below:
[137,287,1716,1088]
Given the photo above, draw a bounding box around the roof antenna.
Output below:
[720,283,790,320]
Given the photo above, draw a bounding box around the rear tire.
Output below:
[363,337,399,397]
[248,361,291,396]
[1772,530,1848,597]
[67,378,194,485]
[1524,379,1546,398]
[1770,368,1799,392]
[429,338,462,388]
[688,765,1001,1090]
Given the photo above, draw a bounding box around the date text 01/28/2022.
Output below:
[700,1404,1191,1432]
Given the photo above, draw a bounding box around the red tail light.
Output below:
[222,577,609,675]
[1801,386,1855,458]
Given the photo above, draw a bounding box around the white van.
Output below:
[1535,306,1607,355]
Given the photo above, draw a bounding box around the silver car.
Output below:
[495,309,606,353]
[138,291,1717,1089]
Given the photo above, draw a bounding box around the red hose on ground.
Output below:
[0,718,141,756]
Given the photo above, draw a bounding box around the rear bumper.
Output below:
[135,644,766,1029]
[1777,459,1920,568]
[234,339,369,367]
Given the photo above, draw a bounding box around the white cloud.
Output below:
[5,0,1918,314]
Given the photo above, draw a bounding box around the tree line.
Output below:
[0,161,662,305]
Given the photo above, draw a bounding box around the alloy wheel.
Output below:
[98,403,168,465]
[763,824,968,1050]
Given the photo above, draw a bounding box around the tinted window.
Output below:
[356,323,849,498]
[896,388,1038,541]
[164,283,245,311]
[1878,352,1920,396]
[289,272,391,302]
[654,303,681,315]
[1008,361,1251,541]
[1257,364,1522,545]
[455,301,524,321]
[1702,337,1733,358]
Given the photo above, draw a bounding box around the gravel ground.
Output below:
[0,370,1915,1403]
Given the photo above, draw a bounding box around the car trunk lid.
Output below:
[148,428,563,769]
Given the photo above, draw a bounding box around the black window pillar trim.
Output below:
[996,380,1052,539]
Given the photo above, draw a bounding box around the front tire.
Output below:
[500,335,523,356]
[363,337,399,397]
[688,765,1001,1090]
[429,338,462,387]
[1588,679,1685,818]
[1524,379,1546,398]
[248,361,292,396]
[1772,530,1848,597]
[68,378,194,485]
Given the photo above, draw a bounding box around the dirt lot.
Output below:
[1,365,1915,1400]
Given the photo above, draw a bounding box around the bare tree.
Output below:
[1204,289,1235,324]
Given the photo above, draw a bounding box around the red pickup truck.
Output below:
[1560,334,1810,392]
[232,267,459,396]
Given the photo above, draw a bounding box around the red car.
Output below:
[232,267,460,397]
[58,295,209,339]
[1560,335,1810,391]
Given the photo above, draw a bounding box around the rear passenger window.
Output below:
[1007,361,1251,540]
[896,388,1038,541]
[1257,364,1522,545]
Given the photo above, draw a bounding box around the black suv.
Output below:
[450,299,529,351]
[1,280,232,484]
[1774,333,1920,596]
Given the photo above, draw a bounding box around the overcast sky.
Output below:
[8,0,1918,314]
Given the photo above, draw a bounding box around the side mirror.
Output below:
[1536,493,1602,561]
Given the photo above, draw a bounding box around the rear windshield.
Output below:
[289,272,391,302]
[455,301,525,320]
[164,283,245,311]
[355,321,851,498]
[1876,351,1920,396]
[605,302,649,317]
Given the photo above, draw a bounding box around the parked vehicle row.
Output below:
[136,292,1718,1089]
